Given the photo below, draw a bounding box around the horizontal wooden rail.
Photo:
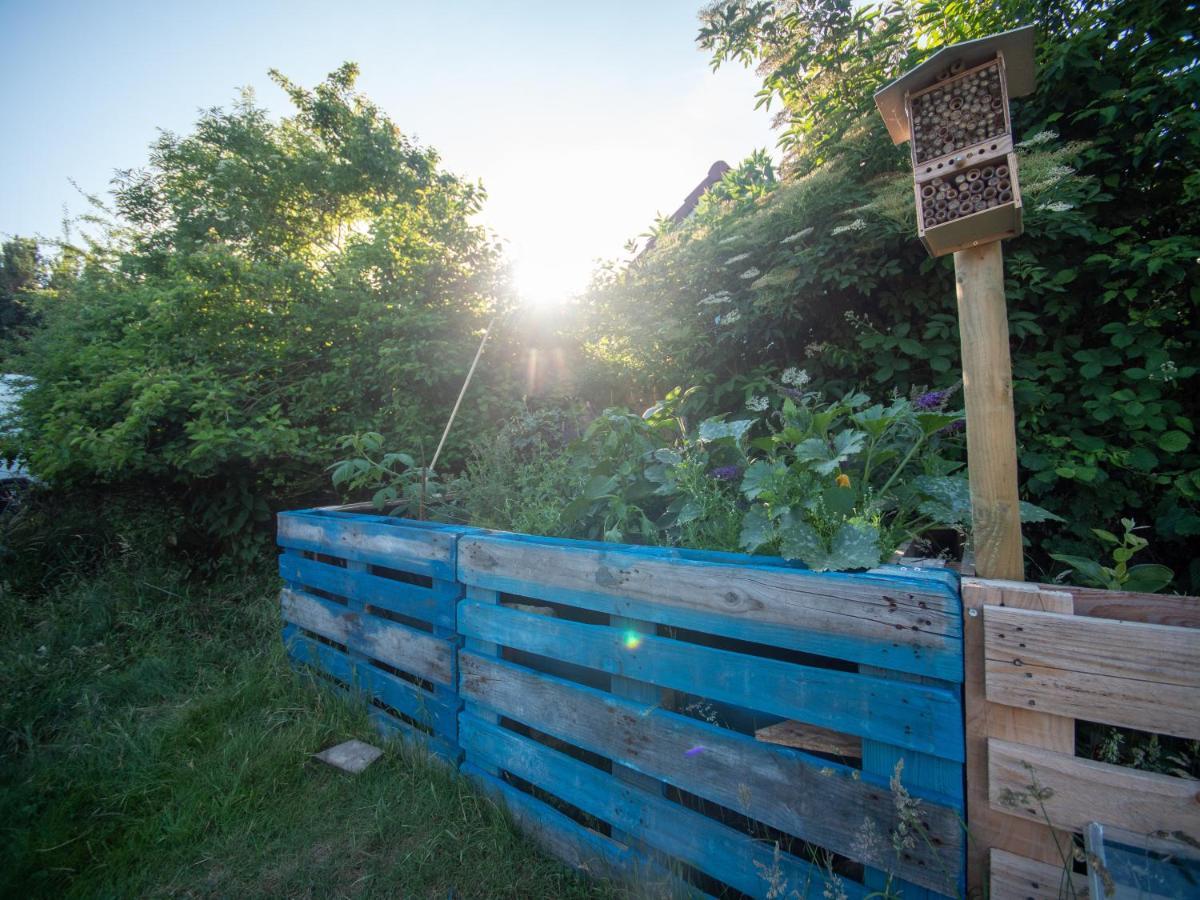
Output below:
[988,737,1200,836]
[985,605,1200,738]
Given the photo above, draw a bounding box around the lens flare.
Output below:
[622,631,643,650]
[684,745,706,757]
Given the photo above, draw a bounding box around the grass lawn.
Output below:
[0,550,611,899]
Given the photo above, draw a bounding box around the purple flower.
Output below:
[710,465,742,481]
[779,386,805,402]
[938,419,965,436]
[915,389,950,411]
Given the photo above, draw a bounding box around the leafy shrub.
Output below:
[578,0,1200,587]
[5,64,516,563]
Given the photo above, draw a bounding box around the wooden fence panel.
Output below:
[966,577,1200,898]
[457,533,966,898]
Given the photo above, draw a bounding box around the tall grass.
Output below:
[0,545,609,898]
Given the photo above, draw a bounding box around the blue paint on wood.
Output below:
[284,625,457,741]
[460,600,965,762]
[279,551,458,630]
[460,763,690,893]
[461,712,867,899]
[465,570,961,680]
[277,510,459,579]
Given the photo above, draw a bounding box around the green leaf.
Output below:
[1123,564,1174,593]
[739,507,774,552]
[827,521,883,570]
[583,475,617,500]
[741,460,782,500]
[1158,430,1190,453]
[698,417,754,443]
[1049,553,1107,588]
[777,512,825,566]
[1019,501,1064,524]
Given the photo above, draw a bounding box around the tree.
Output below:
[10,65,516,562]
[0,238,42,345]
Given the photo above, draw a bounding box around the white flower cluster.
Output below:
[716,309,742,326]
[1016,129,1059,149]
[724,252,752,265]
[780,227,814,244]
[746,395,769,412]
[781,367,810,388]
[830,218,866,236]
[1150,359,1178,382]
[739,267,761,280]
[1043,200,1075,213]
[700,290,732,305]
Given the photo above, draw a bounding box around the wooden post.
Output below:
[954,242,1024,581]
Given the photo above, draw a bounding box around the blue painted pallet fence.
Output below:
[454,532,966,898]
[278,509,472,758]
[277,514,967,898]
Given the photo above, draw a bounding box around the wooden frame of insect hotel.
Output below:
[874,26,1037,258]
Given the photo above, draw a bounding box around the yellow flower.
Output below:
[836,473,851,488]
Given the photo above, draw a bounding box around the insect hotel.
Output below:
[874,26,1036,257]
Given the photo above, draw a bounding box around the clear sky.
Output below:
[0,0,776,305]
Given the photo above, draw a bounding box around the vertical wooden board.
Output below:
[961,580,1074,895]
[462,585,503,779]
[861,666,966,899]
[954,242,1024,581]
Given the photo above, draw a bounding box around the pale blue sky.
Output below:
[0,0,776,303]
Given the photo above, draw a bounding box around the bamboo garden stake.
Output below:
[874,26,1037,579]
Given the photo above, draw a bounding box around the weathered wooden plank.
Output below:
[277,511,457,579]
[1039,583,1200,629]
[459,651,964,894]
[985,606,1200,739]
[987,737,1200,838]
[280,551,457,629]
[461,763,676,891]
[284,625,456,739]
[754,720,862,760]
[460,600,963,761]
[457,535,963,680]
[461,713,865,899]
[962,579,1074,894]
[281,587,454,686]
[989,848,1087,900]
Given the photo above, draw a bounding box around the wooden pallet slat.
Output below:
[283,586,454,686]
[460,650,963,895]
[985,605,1200,739]
[457,535,963,680]
[459,599,964,761]
[279,551,457,630]
[461,712,863,899]
[987,737,1200,836]
[284,625,457,736]
[278,511,457,579]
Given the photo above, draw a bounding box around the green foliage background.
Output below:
[3,1,1197,587]
[578,0,1199,586]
